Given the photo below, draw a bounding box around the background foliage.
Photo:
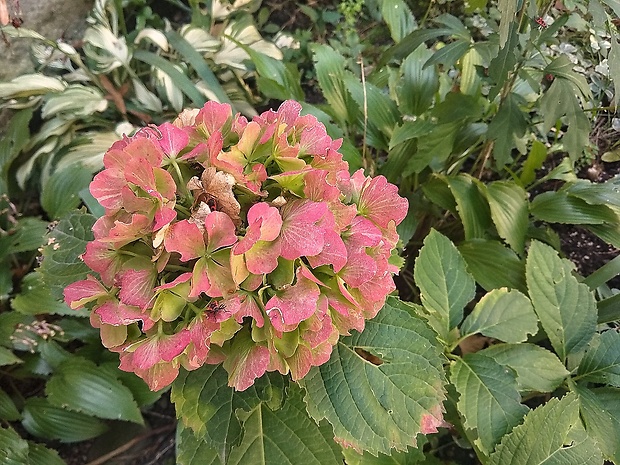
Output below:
[1,0,620,463]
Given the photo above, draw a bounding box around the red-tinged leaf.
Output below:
[90,169,125,210]
[244,239,281,274]
[158,121,189,156]
[94,300,150,327]
[204,211,238,253]
[265,270,321,331]
[358,174,408,228]
[124,330,191,371]
[118,267,157,309]
[166,220,206,261]
[279,199,328,260]
[63,275,108,309]
[223,329,270,391]
[195,101,234,137]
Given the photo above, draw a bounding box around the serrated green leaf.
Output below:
[407,121,459,174]
[424,40,471,69]
[172,364,286,463]
[530,191,618,224]
[38,211,95,298]
[301,297,447,456]
[447,174,491,240]
[398,45,438,116]
[577,330,620,387]
[487,93,527,168]
[0,426,31,465]
[525,241,597,362]
[460,288,537,343]
[488,393,602,465]
[0,346,23,366]
[46,358,143,424]
[482,344,569,393]
[11,272,89,317]
[244,48,304,101]
[389,120,434,150]
[26,442,67,465]
[414,230,476,339]
[380,0,416,42]
[4,218,49,254]
[488,24,518,99]
[40,165,93,220]
[110,367,164,407]
[0,108,33,194]
[451,353,529,455]
[22,397,108,443]
[342,441,427,465]
[176,423,222,465]
[0,388,20,421]
[575,385,620,463]
[485,181,528,255]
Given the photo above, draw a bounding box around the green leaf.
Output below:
[0,74,66,99]
[530,191,618,224]
[487,93,527,168]
[25,442,67,465]
[380,0,416,42]
[0,388,20,421]
[498,0,517,47]
[312,44,357,127]
[398,45,438,116]
[485,181,528,255]
[597,293,620,325]
[0,346,23,366]
[12,272,89,317]
[447,174,491,240]
[424,40,471,69]
[609,34,620,108]
[488,393,602,465]
[2,218,49,254]
[575,385,620,463]
[389,120,434,150]
[243,48,304,101]
[166,30,231,105]
[567,177,620,208]
[525,241,597,361]
[482,344,569,393]
[301,297,446,456]
[22,397,108,443]
[520,140,548,186]
[577,330,620,387]
[38,211,96,298]
[458,239,527,292]
[46,358,143,424]
[133,50,207,107]
[451,353,528,456]
[414,230,476,339]
[176,423,222,465]
[41,85,107,118]
[488,23,518,99]
[172,364,286,463]
[0,425,66,465]
[40,165,93,219]
[584,255,620,290]
[341,441,427,465]
[0,108,33,194]
[460,288,538,343]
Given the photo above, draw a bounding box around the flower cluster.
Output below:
[64,101,408,391]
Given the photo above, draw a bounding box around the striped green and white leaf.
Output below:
[301,297,446,456]
[525,241,597,361]
[451,353,529,456]
[488,393,602,465]
[0,74,66,99]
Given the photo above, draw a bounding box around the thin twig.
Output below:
[83,423,176,465]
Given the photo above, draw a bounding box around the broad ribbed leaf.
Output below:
[398,45,439,115]
[482,344,569,393]
[25,443,67,465]
[12,272,88,317]
[0,108,32,194]
[41,165,92,220]
[424,40,471,69]
[414,230,476,340]
[301,297,446,456]
[526,241,597,361]
[0,388,20,421]
[460,288,537,343]
[172,365,286,463]
[0,426,65,465]
[380,0,416,42]
[46,358,143,424]
[38,211,95,299]
[389,119,434,150]
[485,181,528,255]
[447,174,491,240]
[577,330,620,387]
[451,353,529,455]
[458,240,526,293]
[41,85,107,118]
[22,397,108,443]
[531,191,618,224]
[567,177,620,208]
[575,385,620,463]
[488,393,602,465]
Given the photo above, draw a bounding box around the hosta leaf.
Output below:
[0,388,20,421]
[488,393,602,465]
[38,211,95,299]
[460,288,537,343]
[12,272,88,317]
[498,0,517,47]
[458,239,526,292]
[380,0,416,42]
[485,181,528,255]
[575,385,620,463]
[40,164,93,219]
[400,45,439,116]
[530,191,618,224]
[41,85,108,118]
[0,426,66,465]
[22,397,108,443]
[172,365,286,463]
[482,344,569,393]
[447,174,491,240]
[414,230,476,340]
[525,241,597,361]
[451,353,529,456]
[577,330,620,387]
[46,358,143,424]
[301,297,447,456]
[0,74,66,99]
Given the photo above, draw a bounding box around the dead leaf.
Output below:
[458,334,492,355]
[189,167,241,226]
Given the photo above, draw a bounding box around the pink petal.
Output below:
[165,220,206,261]
[358,175,408,228]
[265,271,320,331]
[123,137,164,167]
[299,124,332,156]
[154,207,177,231]
[94,300,147,326]
[279,199,328,260]
[64,275,108,309]
[204,211,237,253]
[306,229,347,272]
[103,214,152,248]
[339,250,377,287]
[244,239,281,275]
[204,251,236,297]
[130,330,191,370]
[303,169,340,202]
[157,122,189,156]
[90,169,125,210]
[248,202,282,242]
[189,257,212,298]
[118,268,157,309]
[196,101,233,137]
[82,240,125,287]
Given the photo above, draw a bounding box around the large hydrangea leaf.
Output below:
[299,296,446,456]
[176,384,342,465]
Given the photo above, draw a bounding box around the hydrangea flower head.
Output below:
[64,100,408,391]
